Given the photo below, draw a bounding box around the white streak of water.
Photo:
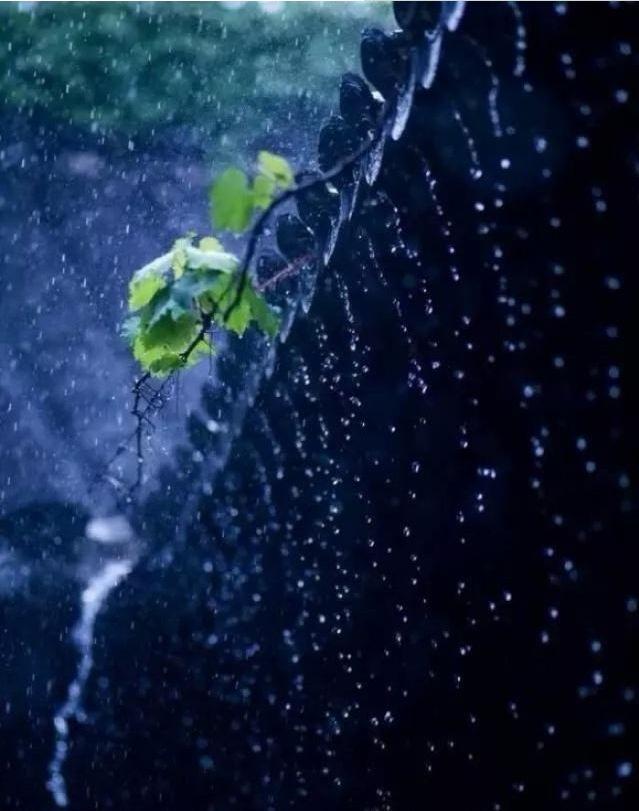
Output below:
[392,50,417,141]
[364,125,387,186]
[452,105,483,180]
[508,1,528,78]
[46,558,134,808]
[444,0,466,33]
[348,164,362,220]
[323,215,341,264]
[420,33,442,89]
[465,36,504,138]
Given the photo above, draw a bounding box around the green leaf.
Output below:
[132,332,170,372]
[147,353,186,376]
[185,246,238,273]
[141,311,199,353]
[132,324,213,378]
[200,274,279,338]
[222,297,252,336]
[145,287,190,329]
[183,336,215,367]
[210,167,254,233]
[198,236,224,252]
[129,269,167,311]
[246,285,280,338]
[172,268,219,304]
[128,253,173,311]
[171,237,191,279]
[199,274,251,335]
[120,315,141,347]
[252,173,276,209]
[258,151,294,189]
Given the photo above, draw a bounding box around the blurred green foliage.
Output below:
[0,1,391,144]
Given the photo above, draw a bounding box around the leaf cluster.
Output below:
[122,152,291,377]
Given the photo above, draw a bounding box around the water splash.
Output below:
[46,557,134,808]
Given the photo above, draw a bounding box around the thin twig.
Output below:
[256,253,314,292]
[179,312,212,363]
[128,313,213,491]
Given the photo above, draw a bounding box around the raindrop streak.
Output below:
[422,158,460,282]
[47,559,135,808]
[464,35,504,138]
[364,115,391,186]
[444,0,467,33]
[508,0,528,78]
[420,33,442,89]
[452,104,483,179]
[417,0,467,91]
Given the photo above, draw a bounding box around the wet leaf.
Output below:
[120,315,141,347]
[210,167,253,233]
[128,269,167,311]
[141,311,198,353]
[258,151,294,189]
[198,236,224,252]
[246,286,280,338]
[171,237,191,279]
[252,173,276,209]
[145,287,191,329]
[185,246,238,273]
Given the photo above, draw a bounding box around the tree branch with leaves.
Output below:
[114,95,388,492]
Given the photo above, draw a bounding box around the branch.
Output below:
[179,311,212,363]
[223,103,390,321]
[256,253,314,292]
